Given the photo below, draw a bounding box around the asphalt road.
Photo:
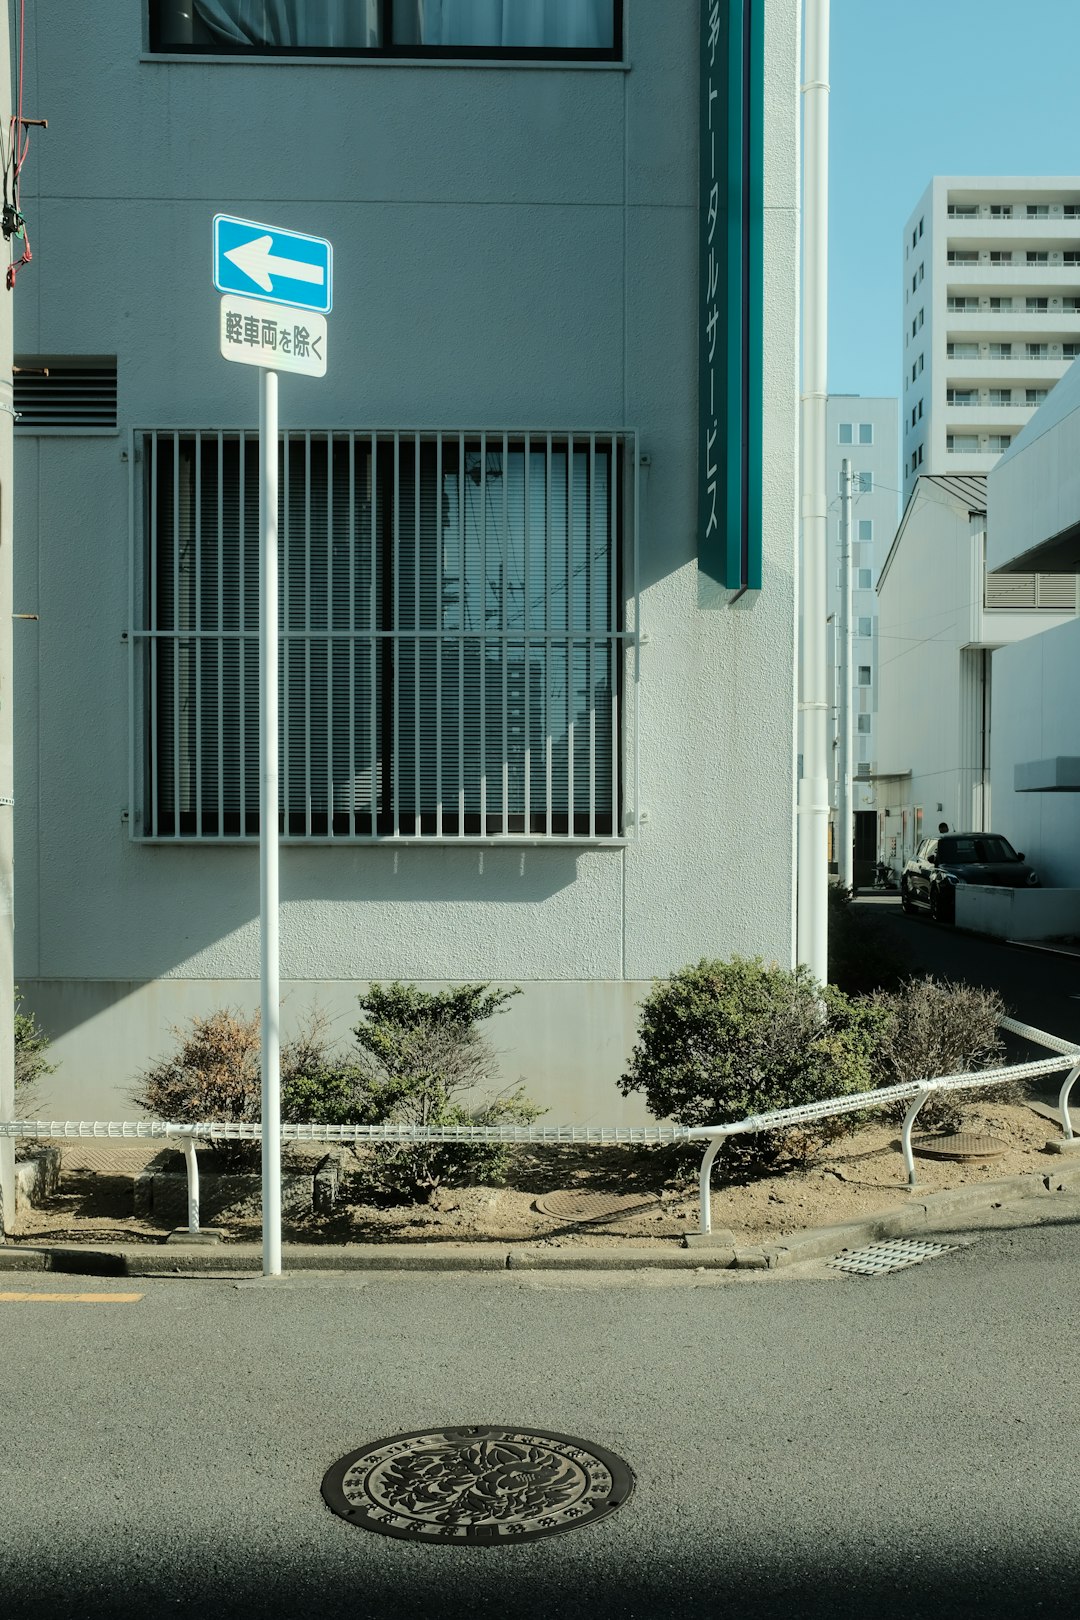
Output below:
[3,1221,1078,1620]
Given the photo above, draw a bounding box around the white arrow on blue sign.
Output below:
[213,214,333,314]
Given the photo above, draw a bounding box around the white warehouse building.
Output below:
[987,357,1080,898]
[11,2,801,1119]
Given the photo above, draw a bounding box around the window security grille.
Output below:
[132,430,632,841]
[14,359,117,427]
[148,1,621,56]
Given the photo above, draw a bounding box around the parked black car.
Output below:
[900,832,1040,923]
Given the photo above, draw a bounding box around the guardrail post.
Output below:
[1059,1061,1080,1142]
[901,1083,936,1187]
[698,1137,724,1234]
[182,1139,200,1234]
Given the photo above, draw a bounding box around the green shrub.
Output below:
[348,982,543,1202]
[130,989,543,1202]
[14,988,55,1115]
[279,1009,369,1127]
[618,957,889,1172]
[867,976,1009,1131]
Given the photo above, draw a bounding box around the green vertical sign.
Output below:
[698,0,764,591]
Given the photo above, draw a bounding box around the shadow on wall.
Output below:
[32,842,586,1032]
[275,842,583,906]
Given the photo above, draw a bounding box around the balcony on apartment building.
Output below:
[943,308,1080,335]
[944,434,1019,463]
[945,282,1080,303]
[942,262,1080,288]
[943,343,1076,378]
[943,394,1044,440]
[944,204,1080,242]
[946,386,1049,408]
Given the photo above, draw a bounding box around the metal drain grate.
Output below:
[829,1239,963,1276]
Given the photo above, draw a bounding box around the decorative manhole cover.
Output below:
[829,1239,963,1276]
[912,1132,1008,1161]
[321,1426,634,1543]
[532,1190,659,1223]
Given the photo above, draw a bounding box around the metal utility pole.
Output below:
[0,1,15,1239]
[259,367,281,1278]
[214,214,331,1278]
[838,457,854,891]
[797,0,830,979]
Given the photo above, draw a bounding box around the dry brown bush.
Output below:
[868,977,1014,1132]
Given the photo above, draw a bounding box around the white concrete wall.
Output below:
[875,477,1071,856]
[955,884,1080,941]
[11,2,801,1118]
[876,489,981,832]
[990,615,1080,887]
[901,179,934,502]
[987,355,1080,572]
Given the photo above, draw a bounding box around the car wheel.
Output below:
[929,886,941,922]
[901,882,914,915]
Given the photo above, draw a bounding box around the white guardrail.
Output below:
[2,1017,1078,1241]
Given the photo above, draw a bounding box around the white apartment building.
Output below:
[902,177,1080,503]
[824,396,898,879]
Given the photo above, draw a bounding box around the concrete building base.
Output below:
[16,976,657,1126]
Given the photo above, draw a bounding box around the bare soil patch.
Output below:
[11,1100,1061,1251]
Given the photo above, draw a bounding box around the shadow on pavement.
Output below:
[6,1545,1073,1620]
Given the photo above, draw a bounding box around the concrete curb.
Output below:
[0,1241,741,1276]
[1,1166,1077,1276]
[727,1170,1080,1270]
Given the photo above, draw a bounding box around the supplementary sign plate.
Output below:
[220,295,327,377]
[213,214,332,313]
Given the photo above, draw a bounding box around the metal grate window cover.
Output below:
[14,358,117,428]
[828,1239,964,1276]
[131,428,635,842]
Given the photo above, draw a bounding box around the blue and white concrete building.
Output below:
[11,2,801,1117]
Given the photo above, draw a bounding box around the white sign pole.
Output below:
[259,366,282,1277]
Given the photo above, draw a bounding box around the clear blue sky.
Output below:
[828,0,1078,400]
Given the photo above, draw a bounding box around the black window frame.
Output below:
[148,1,624,61]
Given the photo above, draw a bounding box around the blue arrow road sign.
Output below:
[213,215,333,314]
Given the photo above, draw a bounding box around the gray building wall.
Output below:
[13,1,800,1119]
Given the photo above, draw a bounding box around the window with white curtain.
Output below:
[150,1,620,55]
[135,430,626,841]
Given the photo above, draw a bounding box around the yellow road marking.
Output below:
[0,1291,143,1304]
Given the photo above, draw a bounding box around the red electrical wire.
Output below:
[12,0,27,178]
[6,224,30,291]
[6,0,34,290]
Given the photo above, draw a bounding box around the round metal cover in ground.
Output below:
[532,1189,659,1223]
[911,1132,1009,1162]
[321,1426,634,1544]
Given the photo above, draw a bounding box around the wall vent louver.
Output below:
[13,358,117,428]
[984,571,1078,610]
